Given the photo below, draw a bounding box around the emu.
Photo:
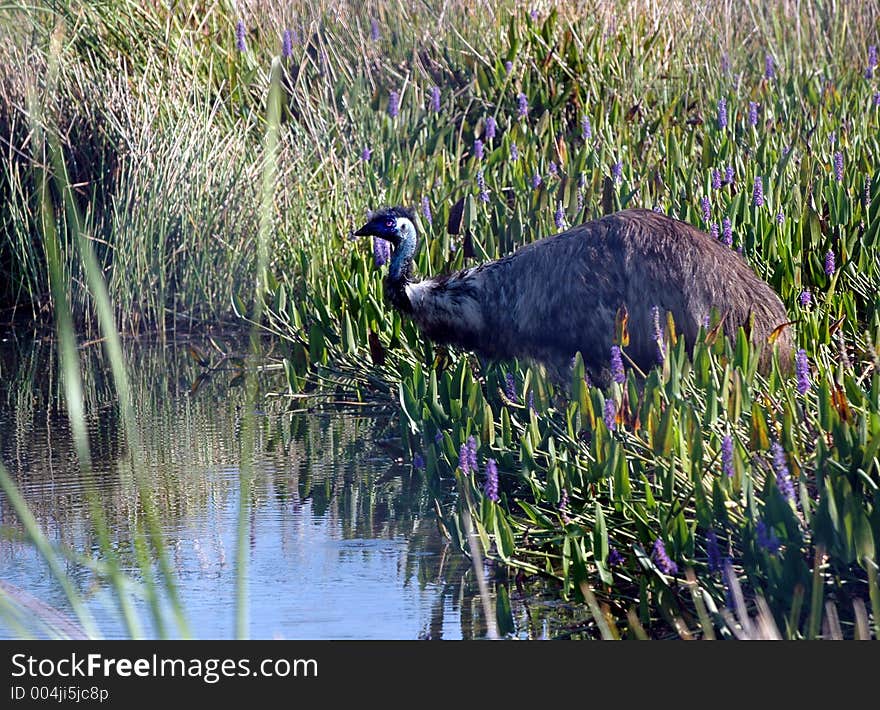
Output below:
[354,207,792,384]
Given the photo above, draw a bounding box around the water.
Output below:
[0,334,582,639]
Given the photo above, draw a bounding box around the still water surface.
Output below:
[0,334,577,639]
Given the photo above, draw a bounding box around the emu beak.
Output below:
[353,223,372,237]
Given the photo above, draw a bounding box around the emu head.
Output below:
[353,206,416,247]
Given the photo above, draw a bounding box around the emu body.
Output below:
[354,207,792,382]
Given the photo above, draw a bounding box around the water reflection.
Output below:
[0,334,589,639]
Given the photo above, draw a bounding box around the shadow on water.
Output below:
[0,333,591,639]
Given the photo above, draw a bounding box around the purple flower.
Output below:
[421,196,432,225]
[652,305,665,364]
[531,171,542,189]
[530,8,539,21]
[361,146,372,162]
[717,98,728,129]
[517,92,529,119]
[611,161,623,183]
[548,161,558,176]
[829,132,836,146]
[373,237,391,267]
[477,169,489,203]
[652,538,678,576]
[756,520,781,555]
[776,211,784,225]
[528,391,536,413]
[752,176,764,207]
[720,52,730,74]
[748,101,758,127]
[701,196,711,224]
[484,459,499,502]
[796,348,811,395]
[510,143,519,162]
[555,204,566,230]
[724,164,735,186]
[282,29,293,59]
[434,430,444,444]
[712,169,722,190]
[721,434,734,478]
[833,151,843,182]
[799,289,811,307]
[485,116,497,141]
[824,249,835,276]
[603,399,617,430]
[770,442,796,503]
[504,60,513,74]
[707,530,728,573]
[235,19,246,52]
[388,91,400,118]
[653,204,664,214]
[764,53,775,80]
[610,345,625,384]
[429,86,441,113]
[608,548,624,566]
[867,45,878,78]
[722,217,733,247]
[473,138,484,160]
[467,436,478,472]
[559,488,570,523]
[458,443,471,474]
[504,372,518,403]
[370,18,380,42]
[710,222,720,240]
[582,115,592,141]
[413,453,425,470]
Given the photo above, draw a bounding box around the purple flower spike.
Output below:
[504,60,513,74]
[510,143,519,162]
[458,443,470,474]
[388,91,400,118]
[610,345,625,384]
[721,435,734,478]
[235,19,246,52]
[795,349,811,394]
[429,86,441,112]
[717,98,728,129]
[701,196,711,224]
[611,161,623,183]
[776,211,784,225]
[721,52,730,74]
[504,372,518,403]
[370,18,380,42]
[484,459,499,502]
[833,151,844,182]
[421,196,432,225]
[559,488,570,523]
[867,45,878,78]
[764,53,775,80]
[770,442,796,503]
[799,290,811,307]
[652,538,678,576]
[582,115,592,141]
[555,204,566,230]
[756,520,781,555]
[548,161,558,176]
[748,101,758,127]
[608,548,624,566]
[710,223,719,240]
[361,146,372,162]
[477,170,489,203]
[473,138,484,160]
[517,92,529,119]
[282,29,293,59]
[725,165,735,186]
[413,453,425,471]
[531,171,542,189]
[824,249,835,276]
[603,398,617,431]
[707,530,725,573]
[485,116,497,141]
[373,237,391,267]
[752,176,764,207]
[722,217,733,247]
[712,169,722,190]
[875,92,880,106]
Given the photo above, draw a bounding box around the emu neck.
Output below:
[385,221,417,312]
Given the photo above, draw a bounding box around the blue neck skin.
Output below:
[389,219,417,284]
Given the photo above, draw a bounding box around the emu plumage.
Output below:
[354,207,792,383]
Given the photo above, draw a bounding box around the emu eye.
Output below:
[385,218,395,228]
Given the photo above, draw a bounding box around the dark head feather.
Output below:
[370,205,416,222]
